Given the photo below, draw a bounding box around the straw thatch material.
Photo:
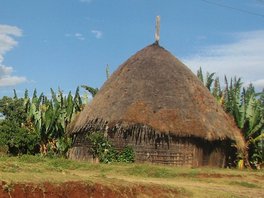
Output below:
[70,44,243,145]
[68,43,245,166]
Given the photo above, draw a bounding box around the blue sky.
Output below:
[0,0,264,97]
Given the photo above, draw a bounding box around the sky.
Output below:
[0,0,264,97]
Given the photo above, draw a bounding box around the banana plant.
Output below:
[81,85,99,97]
[197,67,223,104]
[23,87,83,156]
[223,78,264,168]
[197,67,215,91]
[197,68,263,168]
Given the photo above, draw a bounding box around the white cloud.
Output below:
[0,76,27,87]
[65,33,71,37]
[65,32,85,40]
[0,66,12,77]
[0,25,22,62]
[0,24,27,87]
[183,30,264,90]
[0,25,22,37]
[75,33,85,40]
[245,79,264,90]
[91,30,102,39]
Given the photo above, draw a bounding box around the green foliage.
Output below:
[0,120,39,155]
[223,78,264,167]
[81,85,99,97]
[0,95,39,155]
[0,86,86,157]
[24,87,83,156]
[106,64,111,79]
[197,68,264,168]
[86,131,116,163]
[197,67,216,91]
[86,131,135,163]
[117,146,135,163]
[197,67,204,84]
[0,96,27,124]
[56,137,72,157]
[44,137,72,158]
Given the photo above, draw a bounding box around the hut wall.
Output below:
[67,146,93,161]
[67,133,94,161]
[69,130,227,167]
[108,130,226,167]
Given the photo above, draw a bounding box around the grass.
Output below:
[229,181,260,188]
[126,164,200,178]
[0,155,263,197]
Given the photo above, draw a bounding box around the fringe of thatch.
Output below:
[71,118,244,150]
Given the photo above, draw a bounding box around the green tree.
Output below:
[0,96,39,155]
[0,96,27,125]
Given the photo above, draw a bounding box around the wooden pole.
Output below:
[155,16,160,45]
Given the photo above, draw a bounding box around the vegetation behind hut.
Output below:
[197,67,264,168]
[0,66,262,168]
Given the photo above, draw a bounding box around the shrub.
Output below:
[86,131,135,163]
[0,120,40,155]
[117,146,135,163]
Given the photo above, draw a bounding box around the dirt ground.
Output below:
[0,181,182,198]
[1,171,263,198]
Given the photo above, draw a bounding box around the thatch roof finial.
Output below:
[155,16,160,45]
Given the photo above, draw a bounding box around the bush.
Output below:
[117,146,135,163]
[86,131,135,163]
[0,120,40,155]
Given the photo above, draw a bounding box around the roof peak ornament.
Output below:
[155,16,160,45]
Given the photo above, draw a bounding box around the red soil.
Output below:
[0,181,181,198]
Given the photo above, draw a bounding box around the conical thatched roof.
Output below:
[69,43,244,149]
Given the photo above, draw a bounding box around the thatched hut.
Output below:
[68,43,244,167]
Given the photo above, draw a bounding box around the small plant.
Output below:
[86,131,135,163]
[117,146,135,163]
[86,131,115,163]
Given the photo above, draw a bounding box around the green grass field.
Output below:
[0,155,263,197]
